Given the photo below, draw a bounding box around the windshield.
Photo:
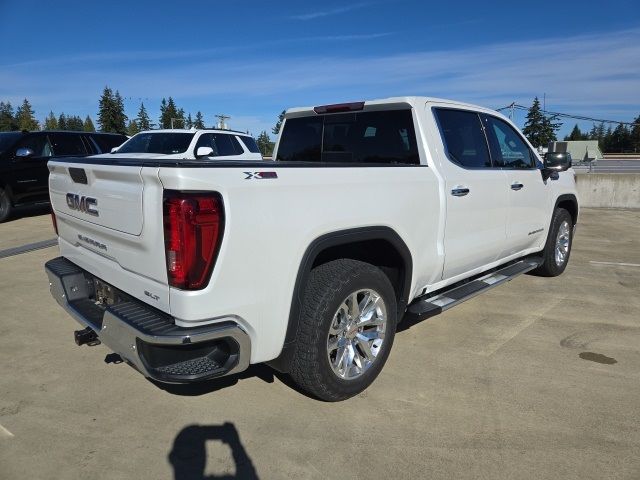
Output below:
[0,132,23,154]
[117,132,195,154]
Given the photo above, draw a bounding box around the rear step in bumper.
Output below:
[405,258,542,323]
[45,257,251,383]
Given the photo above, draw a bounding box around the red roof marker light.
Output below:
[313,102,365,114]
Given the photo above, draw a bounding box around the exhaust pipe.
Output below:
[74,327,98,346]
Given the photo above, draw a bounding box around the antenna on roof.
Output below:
[215,114,231,130]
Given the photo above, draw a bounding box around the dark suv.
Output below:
[0,130,127,222]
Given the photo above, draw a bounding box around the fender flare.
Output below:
[269,226,413,372]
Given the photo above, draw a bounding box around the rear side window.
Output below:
[434,109,491,168]
[238,136,260,153]
[276,110,419,164]
[484,116,536,169]
[196,133,244,156]
[48,133,87,156]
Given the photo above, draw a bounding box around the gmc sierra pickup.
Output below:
[45,97,578,401]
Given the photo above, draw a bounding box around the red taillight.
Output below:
[51,211,58,235]
[163,191,224,290]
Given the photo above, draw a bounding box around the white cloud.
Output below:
[1,27,638,133]
[289,3,370,21]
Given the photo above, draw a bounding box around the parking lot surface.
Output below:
[1,208,639,479]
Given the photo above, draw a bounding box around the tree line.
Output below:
[520,96,640,153]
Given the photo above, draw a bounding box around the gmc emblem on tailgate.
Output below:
[66,193,99,217]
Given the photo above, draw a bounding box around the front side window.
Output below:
[238,136,260,153]
[15,134,53,158]
[276,109,419,164]
[0,132,22,155]
[433,108,491,169]
[118,132,195,154]
[484,116,535,169]
[195,133,243,156]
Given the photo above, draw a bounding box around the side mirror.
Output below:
[544,152,571,172]
[15,147,34,158]
[195,146,214,158]
[110,147,119,154]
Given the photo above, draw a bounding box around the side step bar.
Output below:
[405,258,542,323]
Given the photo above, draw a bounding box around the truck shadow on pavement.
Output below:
[169,422,259,480]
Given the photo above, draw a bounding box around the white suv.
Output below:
[102,129,263,160]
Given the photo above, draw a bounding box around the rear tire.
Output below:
[289,259,397,401]
[532,208,573,277]
[0,187,12,223]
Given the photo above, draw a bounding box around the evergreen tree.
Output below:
[193,111,205,129]
[565,124,587,141]
[0,102,18,131]
[113,91,127,133]
[67,115,84,131]
[602,126,614,152]
[58,113,68,130]
[98,86,127,133]
[630,115,640,152]
[83,115,95,132]
[522,97,561,148]
[159,97,180,128]
[272,110,286,135]
[256,131,274,156]
[186,113,193,129]
[607,124,631,153]
[135,102,152,131]
[127,120,140,136]
[15,98,39,131]
[44,111,58,130]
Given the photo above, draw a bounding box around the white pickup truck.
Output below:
[45,97,578,401]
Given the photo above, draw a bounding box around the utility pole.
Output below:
[215,114,231,130]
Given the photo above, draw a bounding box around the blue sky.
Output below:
[1,0,639,138]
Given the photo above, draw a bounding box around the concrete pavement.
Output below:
[0,209,639,479]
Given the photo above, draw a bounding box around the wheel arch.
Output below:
[268,226,413,372]
[554,193,579,225]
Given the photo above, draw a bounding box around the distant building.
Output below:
[548,140,603,162]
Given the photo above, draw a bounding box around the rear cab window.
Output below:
[276,109,420,164]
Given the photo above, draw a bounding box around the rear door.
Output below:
[482,115,549,255]
[430,107,508,279]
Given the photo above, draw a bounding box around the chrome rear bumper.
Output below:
[45,257,250,383]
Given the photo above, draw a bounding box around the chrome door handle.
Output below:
[451,187,470,197]
[511,183,524,191]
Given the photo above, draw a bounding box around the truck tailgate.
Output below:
[48,160,170,312]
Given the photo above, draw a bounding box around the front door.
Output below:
[482,115,549,256]
[10,134,53,204]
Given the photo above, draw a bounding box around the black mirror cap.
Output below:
[544,152,572,172]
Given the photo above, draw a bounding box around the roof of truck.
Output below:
[285,96,501,118]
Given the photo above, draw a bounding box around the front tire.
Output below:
[289,259,397,401]
[532,208,573,277]
[0,187,12,223]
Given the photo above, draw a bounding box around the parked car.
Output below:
[102,129,263,160]
[0,130,127,222]
[45,97,577,401]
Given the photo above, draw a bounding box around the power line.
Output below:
[495,104,637,126]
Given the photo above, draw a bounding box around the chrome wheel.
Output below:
[327,289,387,380]
[555,220,571,267]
